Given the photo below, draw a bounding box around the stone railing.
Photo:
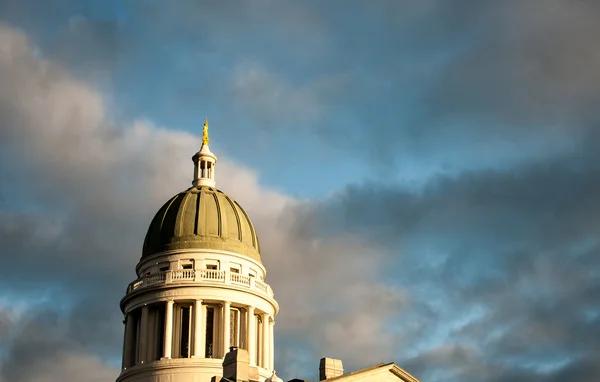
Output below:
[171,269,195,280]
[230,272,251,286]
[254,280,268,294]
[127,269,273,298]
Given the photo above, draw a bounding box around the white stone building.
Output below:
[116,120,420,382]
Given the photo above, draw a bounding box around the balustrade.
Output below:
[171,269,195,280]
[126,269,272,298]
[254,280,267,293]
[199,269,225,281]
[230,273,251,286]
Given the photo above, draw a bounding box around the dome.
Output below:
[142,185,261,262]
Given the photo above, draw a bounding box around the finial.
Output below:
[192,117,217,187]
[202,117,209,145]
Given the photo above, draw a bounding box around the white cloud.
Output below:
[0,22,410,380]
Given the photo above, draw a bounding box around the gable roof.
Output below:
[325,362,420,382]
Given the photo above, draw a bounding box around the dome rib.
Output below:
[213,191,222,237]
[141,186,261,263]
[234,200,256,249]
[194,190,201,235]
[174,191,192,236]
[224,195,242,242]
[160,194,180,233]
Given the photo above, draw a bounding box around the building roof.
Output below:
[141,185,261,262]
[325,362,420,382]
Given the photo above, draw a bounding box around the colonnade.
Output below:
[122,300,274,371]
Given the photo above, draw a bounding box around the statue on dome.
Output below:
[202,117,210,145]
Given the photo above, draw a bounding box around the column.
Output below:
[193,300,204,357]
[123,313,136,368]
[246,306,256,366]
[163,300,174,359]
[222,301,231,357]
[121,315,127,368]
[139,305,149,363]
[261,313,269,369]
[269,319,275,370]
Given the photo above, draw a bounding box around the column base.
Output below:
[160,357,171,360]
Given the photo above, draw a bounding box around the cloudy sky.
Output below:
[1,1,600,381]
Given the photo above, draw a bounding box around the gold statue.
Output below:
[202,117,209,145]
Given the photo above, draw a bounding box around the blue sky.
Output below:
[3,0,530,196]
[1,1,600,382]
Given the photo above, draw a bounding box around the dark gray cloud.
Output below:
[0,306,119,382]
[296,130,600,381]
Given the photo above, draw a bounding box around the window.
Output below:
[125,309,141,367]
[206,264,217,270]
[229,262,242,273]
[181,260,193,270]
[180,306,191,358]
[134,311,141,364]
[158,262,170,272]
[155,305,165,361]
[206,307,215,358]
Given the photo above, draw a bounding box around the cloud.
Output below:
[0,22,410,380]
[229,63,322,129]
[0,307,119,382]
[302,146,600,381]
[5,1,599,172]
[2,1,600,381]
[221,1,600,173]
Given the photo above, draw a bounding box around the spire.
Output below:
[192,117,217,188]
[202,117,209,145]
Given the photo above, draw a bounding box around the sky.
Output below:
[0,1,599,381]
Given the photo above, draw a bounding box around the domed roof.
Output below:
[142,185,261,262]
